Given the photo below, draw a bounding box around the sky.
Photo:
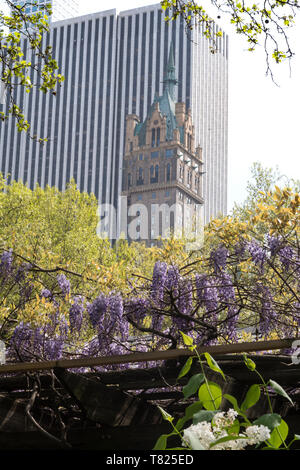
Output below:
[77,0,300,213]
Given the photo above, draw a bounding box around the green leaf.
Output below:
[153,434,168,450]
[193,410,219,424]
[223,394,241,413]
[268,380,294,406]
[157,405,174,423]
[176,402,204,432]
[241,384,261,412]
[177,356,193,380]
[267,419,289,448]
[210,434,247,448]
[227,419,240,436]
[253,413,282,432]
[203,352,226,380]
[198,381,222,410]
[180,330,194,347]
[184,401,203,420]
[183,373,205,398]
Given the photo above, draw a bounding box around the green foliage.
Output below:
[0,1,63,140]
[160,1,300,78]
[154,334,298,450]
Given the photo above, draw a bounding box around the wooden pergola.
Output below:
[0,338,299,450]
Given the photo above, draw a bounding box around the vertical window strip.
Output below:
[66,22,78,186]
[58,24,71,190]
[88,18,99,194]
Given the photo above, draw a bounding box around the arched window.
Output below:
[137,167,144,186]
[151,128,161,148]
[150,164,159,183]
[166,163,171,182]
[128,173,132,188]
[156,128,160,147]
[151,129,156,147]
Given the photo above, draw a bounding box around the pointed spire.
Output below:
[163,42,178,101]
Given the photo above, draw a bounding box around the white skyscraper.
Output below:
[10,0,79,22]
[0,3,228,224]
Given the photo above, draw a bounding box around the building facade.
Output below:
[122,44,204,244]
[10,0,79,23]
[0,3,228,227]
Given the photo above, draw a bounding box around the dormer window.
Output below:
[151,128,155,147]
[151,128,160,148]
[156,127,160,146]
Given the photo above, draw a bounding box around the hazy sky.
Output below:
[77,1,300,212]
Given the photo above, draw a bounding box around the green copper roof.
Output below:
[134,43,184,147]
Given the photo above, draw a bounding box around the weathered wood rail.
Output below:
[0,337,297,374]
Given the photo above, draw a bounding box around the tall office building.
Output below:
[0,3,228,224]
[10,0,79,23]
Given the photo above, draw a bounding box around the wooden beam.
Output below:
[0,337,297,375]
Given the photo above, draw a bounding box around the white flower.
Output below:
[212,409,238,432]
[245,425,271,445]
[182,422,215,450]
[181,410,270,450]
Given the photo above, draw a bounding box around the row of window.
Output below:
[128,163,172,187]
[129,149,174,159]
[135,191,196,203]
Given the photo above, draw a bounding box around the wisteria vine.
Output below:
[0,231,299,370]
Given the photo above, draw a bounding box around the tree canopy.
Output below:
[161,0,300,79]
[0,169,298,367]
[0,1,63,140]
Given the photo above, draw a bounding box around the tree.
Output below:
[0,1,63,141]
[231,161,300,219]
[1,183,299,367]
[160,0,300,79]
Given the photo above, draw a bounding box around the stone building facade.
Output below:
[122,45,204,245]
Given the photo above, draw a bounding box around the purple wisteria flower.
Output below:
[177,278,193,315]
[125,297,149,323]
[0,249,13,277]
[195,274,219,313]
[10,322,32,352]
[57,274,71,296]
[165,265,180,293]
[217,272,235,303]
[248,239,266,272]
[109,294,128,341]
[69,296,84,333]
[278,245,294,270]
[210,245,229,272]
[43,336,64,360]
[151,261,167,303]
[256,285,277,336]
[267,234,282,256]
[87,293,108,328]
[41,288,52,299]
